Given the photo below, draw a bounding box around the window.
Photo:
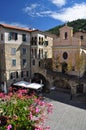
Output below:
[80,35,84,40]
[45,35,47,38]
[39,49,40,58]
[32,37,33,41]
[31,37,33,45]
[1,34,4,41]
[39,37,40,41]
[10,72,16,79]
[22,34,26,42]
[39,37,43,45]
[63,52,68,59]
[39,37,40,45]
[22,48,27,55]
[11,48,16,55]
[64,32,68,39]
[21,71,23,77]
[35,49,37,58]
[39,61,40,67]
[12,59,16,66]
[8,32,18,40]
[44,41,48,46]
[45,52,47,59]
[10,73,13,79]
[23,59,27,66]
[32,59,35,65]
[16,72,18,78]
[27,71,29,77]
[34,36,37,45]
[42,37,43,42]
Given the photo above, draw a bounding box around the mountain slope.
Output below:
[46,19,86,35]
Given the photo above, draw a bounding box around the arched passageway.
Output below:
[31,73,49,92]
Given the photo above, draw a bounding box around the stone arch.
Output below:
[31,73,49,92]
[53,78,71,90]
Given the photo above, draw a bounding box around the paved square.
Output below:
[44,91,86,130]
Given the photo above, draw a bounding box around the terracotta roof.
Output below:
[0,23,36,32]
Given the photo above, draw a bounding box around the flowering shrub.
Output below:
[0,88,53,130]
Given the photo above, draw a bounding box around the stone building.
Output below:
[53,24,86,77]
[30,30,53,75]
[0,24,32,90]
[0,24,53,91]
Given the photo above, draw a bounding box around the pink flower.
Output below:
[8,92,13,97]
[47,103,53,114]
[7,124,12,130]
[39,101,45,106]
[35,125,43,130]
[17,93,23,98]
[18,89,27,94]
[35,106,40,113]
[0,92,5,98]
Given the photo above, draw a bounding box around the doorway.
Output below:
[62,62,68,73]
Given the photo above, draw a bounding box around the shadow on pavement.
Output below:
[42,90,86,110]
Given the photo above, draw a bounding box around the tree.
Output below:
[53,54,61,71]
[75,50,85,77]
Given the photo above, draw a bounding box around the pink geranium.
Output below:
[0,88,53,130]
[0,92,5,98]
[7,124,12,130]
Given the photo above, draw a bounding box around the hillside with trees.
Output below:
[46,19,86,36]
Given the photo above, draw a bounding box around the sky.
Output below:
[0,0,86,31]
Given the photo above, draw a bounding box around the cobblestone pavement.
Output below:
[43,91,86,130]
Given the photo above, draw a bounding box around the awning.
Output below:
[26,83,43,89]
[13,81,43,90]
[13,81,31,87]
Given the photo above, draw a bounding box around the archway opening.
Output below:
[62,62,68,74]
[31,73,48,92]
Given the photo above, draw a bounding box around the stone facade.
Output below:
[53,25,86,77]
[0,24,53,90]
[0,24,31,88]
[30,31,53,76]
